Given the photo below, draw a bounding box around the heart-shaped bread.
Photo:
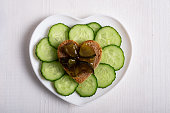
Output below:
[58,40,102,83]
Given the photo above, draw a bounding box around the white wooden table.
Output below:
[0,0,170,113]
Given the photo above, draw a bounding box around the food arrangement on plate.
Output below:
[35,22,125,97]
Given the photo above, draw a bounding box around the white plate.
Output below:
[29,14,132,106]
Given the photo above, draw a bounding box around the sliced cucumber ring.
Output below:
[54,74,78,96]
[41,61,65,81]
[69,24,94,44]
[101,45,125,71]
[36,38,57,62]
[94,63,116,88]
[87,22,101,35]
[76,74,97,97]
[48,23,69,48]
[95,26,121,47]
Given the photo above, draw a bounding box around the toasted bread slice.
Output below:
[58,40,102,83]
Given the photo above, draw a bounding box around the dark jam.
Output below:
[59,42,95,77]
[79,43,96,58]
[63,42,78,57]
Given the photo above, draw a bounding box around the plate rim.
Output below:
[29,14,132,106]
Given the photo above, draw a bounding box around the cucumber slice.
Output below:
[48,23,69,48]
[36,38,57,62]
[54,74,78,96]
[87,22,101,35]
[41,61,65,81]
[76,74,97,97]
[101,45,124,71]
[69,24,94,44]
[94,63,116,88]
[95,26,121,47]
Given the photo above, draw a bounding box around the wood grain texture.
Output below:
[0,0,170,113]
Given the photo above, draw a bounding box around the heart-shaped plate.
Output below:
[29,14,132,106]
